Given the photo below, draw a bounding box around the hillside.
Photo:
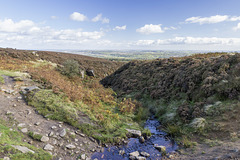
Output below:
[101,53,240,159]
[0,48,144,160]
[0,48,123,78]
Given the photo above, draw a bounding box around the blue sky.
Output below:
[0,0,240,50]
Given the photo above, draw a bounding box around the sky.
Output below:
[0,0,240,51]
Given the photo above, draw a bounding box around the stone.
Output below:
[3,157,10,160]
[66,144,76,149]
[129,156,136,160]
[139,136,145,143]
[119,149,125,155]
[136,156,146,160]
[17,123,26,127]
[189,118,206,130]
[35,122,41,126]
[12,145,35,153]
[89,137,96,142]
[86,69,95,77]
[48,131,54,137]
[81,154,86,159]
[126,129,142,137]
[6,111,13,115]
[43,144,54,151]
[13,104,17,107]
[24,86,40,92]
[59,128,66,137]
[5,89,15,94]
[51,126,57,129]
[41,136,49,142]
[21,128,28,133]
[154,144,166,153]
[129,151,140,157]
[140,151,150,157]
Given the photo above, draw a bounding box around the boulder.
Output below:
[43,144,54,151]
[24,86,40,92]
[86,69,95,77]
[140,151,150,157]
[66,144,76,149]
[126,129,141,137]
[154,144,166,153]
[139,136,145,143]
[129,151,140,157]
[41,136,49,142]
[59,128,66,137]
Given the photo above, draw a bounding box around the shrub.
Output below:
[60,59,80,78]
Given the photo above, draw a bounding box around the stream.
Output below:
[91,118,178,160]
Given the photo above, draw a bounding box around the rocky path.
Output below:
[0,75,101,160]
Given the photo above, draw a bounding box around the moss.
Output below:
[28,132,42,141]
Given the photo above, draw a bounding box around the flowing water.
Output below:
[91,118,178,160]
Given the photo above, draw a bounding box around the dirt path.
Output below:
[0,76,101,160]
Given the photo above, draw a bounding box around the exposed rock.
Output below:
[41,136,49,142]
[6,111,13,115]
[154,144,166,153]
[189,117,206,129]
[59,128,66,137]
[12,145,35,153]
[126,129,141,137]
[129,156,136,160]
[140,151,150,157]
[49,131,54,137]
[89,137,96,142]
[136,156,146,160]
[43,144,54,151]
[51,126,57,129]
[129,151,140,157]
[17,123,26,127]
[66,144,76,149]
[5,89,15,94]
[34,122,41,126]
[86,69,95,77]
[24,86,40,92]
[119,149,125,155]
[139,136,145,143]
[81,154,86,159]
[21,128,28,133]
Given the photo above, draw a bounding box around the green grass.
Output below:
[26,89,141,143]
[0,69,29,84]
[0,119,52,160]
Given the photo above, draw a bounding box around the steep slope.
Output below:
[101,53,240,102]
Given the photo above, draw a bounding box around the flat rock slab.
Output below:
[12,145,35,153]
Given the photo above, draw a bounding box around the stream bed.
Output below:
[91,118,178,160]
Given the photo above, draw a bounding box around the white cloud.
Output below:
[136,24,164,34]
[132,37,240,46]
[185,15,240,25]
[0,18,105,49]
[113,25,126,31]
[233,22,240,31]
[163,26,177,30]
[92,14,110,24]
[0,19,34,32]
[70,12,87,21]
[185,15,229,24]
